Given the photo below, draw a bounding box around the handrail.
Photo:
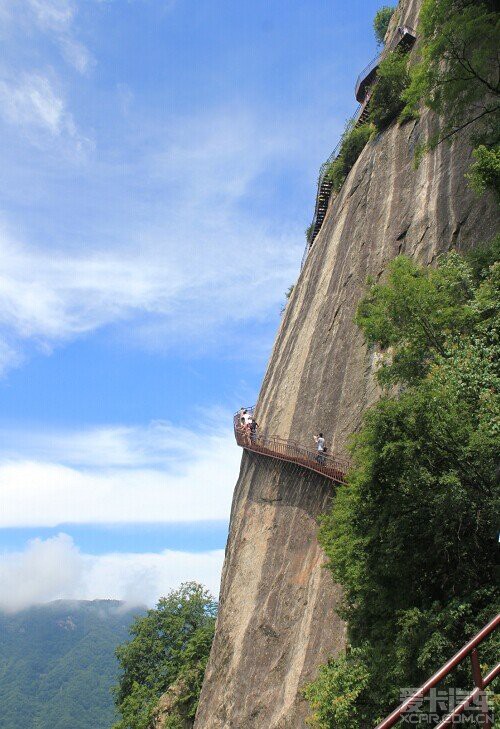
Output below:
[301,104,361,268]
[355,53,381,103]
[233,408,349,484]
[302,25,416,266]
[355,25,417,103]
[375,613,500,729]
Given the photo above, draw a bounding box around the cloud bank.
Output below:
[0,533,224,611]
[0,419,240,527]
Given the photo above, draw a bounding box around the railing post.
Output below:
[470,648,491,729]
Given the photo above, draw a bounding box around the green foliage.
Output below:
[304,650,370,729]
[466,235,500,281]
[307,246,500,726]
[355,253,476,385]
[369,49,411,130]
[113,582,216,729]
[467,144,500,201]
[373,6,396,46]
[402,0,500,149]
[324,124,373,192]
[281,284,295,315]
[0,600,141,729]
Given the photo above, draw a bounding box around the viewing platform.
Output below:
[355,25,417,103]
[234,408,349,484]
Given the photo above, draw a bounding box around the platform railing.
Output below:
[233,408,349,484]
[375,613,500,729]
[355,26,416,102]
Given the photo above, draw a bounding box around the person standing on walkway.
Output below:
[314,433,326,464]
[249,419,258,444]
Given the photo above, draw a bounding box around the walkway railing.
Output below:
[375,614,500,729]
[233,408,349,484]
[302,25,417,268]
[355,26,416,103]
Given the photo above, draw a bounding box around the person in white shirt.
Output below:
[314,433,326,464]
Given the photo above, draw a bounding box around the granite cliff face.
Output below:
[194,1,499,726]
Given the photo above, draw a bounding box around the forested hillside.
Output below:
[0,600,144,729]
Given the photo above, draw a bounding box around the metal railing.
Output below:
[233,408,349,484]
[301,25,417,269]
[376,613,500,729]
[301,104,361,268]
[355,25,416,102]
[355,53,382,103]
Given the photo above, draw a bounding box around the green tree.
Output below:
[304,650,370,729]
[402,0,500,186]
[369,49,411,130]
[113,583,217,729]
[373,6,396,46]
[306,245,500,726]
[467,144,500,201]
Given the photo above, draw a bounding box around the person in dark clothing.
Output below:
[249,419,258,443]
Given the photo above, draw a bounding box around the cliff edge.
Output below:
[194,0,499,725]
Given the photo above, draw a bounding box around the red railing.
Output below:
[376,614,500,729]
[233,408,349,484]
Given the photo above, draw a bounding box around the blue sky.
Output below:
[0,0,383,609]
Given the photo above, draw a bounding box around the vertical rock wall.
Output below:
[194,0,499,725]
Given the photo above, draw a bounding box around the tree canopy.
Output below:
[305,242,500,728]
[403,0,499,148]
[113,583,217,729]
[401,0,500,199]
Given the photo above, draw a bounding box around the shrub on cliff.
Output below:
[369,49,410,130]
[467,144,500,201]
[325,123,373,192]
[306,243,500,727]
[373,6,396,46]
[113,583,217,729]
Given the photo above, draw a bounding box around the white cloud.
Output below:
[0,74,70,134]
[3,0,96,73]
[0,419,240,527]
[27,0,75,32]
[0,19,307,375]
[59,35,95,74]
[0,113,300,370]
[0,533,224,610]
[0,73,91,154]
[0,339,23,376]
[0,227,185,342]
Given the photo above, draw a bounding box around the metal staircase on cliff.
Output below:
[302,25,416,269]
[233,408,349,484]
[376,614,500,728]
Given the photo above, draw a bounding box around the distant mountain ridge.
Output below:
[0,599,145,729]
